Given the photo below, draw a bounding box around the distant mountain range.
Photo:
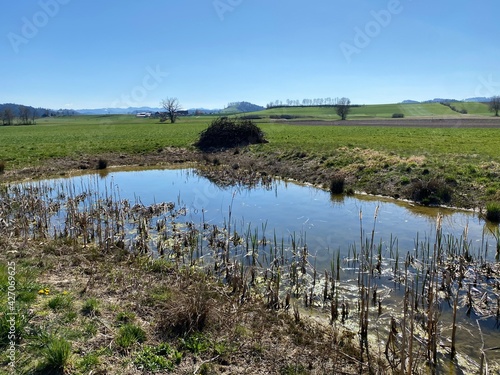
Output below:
[76,106,222,115]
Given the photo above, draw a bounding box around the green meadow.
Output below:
[0,104,499,170]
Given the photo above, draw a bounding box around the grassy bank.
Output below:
[1,114,499,208]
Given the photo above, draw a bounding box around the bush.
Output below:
[486,202,500,222]
[392,113,405,118]
[195,117,267,150]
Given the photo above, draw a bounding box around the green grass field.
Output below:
[246,102,495,119]
[1,111,499,170]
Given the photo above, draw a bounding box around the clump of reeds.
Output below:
[97,158,108,170]
[486,201,500,222]
[329,173,345,194]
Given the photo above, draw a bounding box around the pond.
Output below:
[54,167,497,264]
[10,166,500,373]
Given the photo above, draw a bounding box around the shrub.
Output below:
[486,202,500,222]
[195,117,267,150]
[392,113,404,118]
[329,174,345,194]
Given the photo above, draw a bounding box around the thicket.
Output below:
[195,117,267,150]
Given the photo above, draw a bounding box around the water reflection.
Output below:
[41,166,498,266]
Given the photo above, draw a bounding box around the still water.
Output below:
[59,167,496,266]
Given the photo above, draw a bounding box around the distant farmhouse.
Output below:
[135,112,152,118]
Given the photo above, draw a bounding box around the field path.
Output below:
[282,117,500,128]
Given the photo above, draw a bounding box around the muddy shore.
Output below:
[0,145,495,210]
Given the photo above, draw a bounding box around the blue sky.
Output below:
[1,0,499,110]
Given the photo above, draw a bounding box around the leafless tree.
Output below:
[18,105,31,125]
[2,108,14,125]
[160,97,182,123]
[336,97,351,120]
[489,95,500,116]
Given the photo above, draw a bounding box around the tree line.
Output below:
[1,104,77,125]
[266,97,347,108]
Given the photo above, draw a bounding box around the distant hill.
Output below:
[221,101,265,114]
[77,107,163,115]
[0,103,58,117]
[464,97,491,103]
[403,97,493,104]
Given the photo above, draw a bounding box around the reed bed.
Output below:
[1,177,499,374]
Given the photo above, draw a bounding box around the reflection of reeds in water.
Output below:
[2,179,500,374]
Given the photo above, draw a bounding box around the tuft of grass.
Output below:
[81,297,100,316]
[329,174,345,194]
[97,158,108,170]
[115,323,146,349]
[0,307,31,346]
[41,336,72,371]
[115,311,136,326]
[486,201,500,222]
[48,294,74,312]
[0,160,5,173]
[408,178,452,205]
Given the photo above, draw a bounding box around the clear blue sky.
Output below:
[1,0,499,110]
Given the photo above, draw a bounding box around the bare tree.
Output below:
[18,105,31,125]
[160,97,182,123]
[489,95,500,117]
[336,97,351,120]
[2,108,14,125]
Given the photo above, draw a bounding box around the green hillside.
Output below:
[244,102,492,120]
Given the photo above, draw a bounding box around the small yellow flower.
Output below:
[62,291,68,295]
[38,289,45,294]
